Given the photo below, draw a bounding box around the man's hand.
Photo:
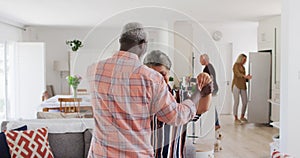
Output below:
[196,72,213,115]
[197,72,212,91]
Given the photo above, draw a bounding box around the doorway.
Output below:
[217,43,233,115]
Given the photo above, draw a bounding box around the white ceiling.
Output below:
[0,0,281,27]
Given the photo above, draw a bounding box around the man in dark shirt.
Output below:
[200,54,220,130]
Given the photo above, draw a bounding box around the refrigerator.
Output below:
[247,52,271,123]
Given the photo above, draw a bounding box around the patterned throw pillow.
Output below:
[0,125,28,158]
[5,127,54,158]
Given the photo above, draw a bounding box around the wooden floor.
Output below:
[213,114,279,158]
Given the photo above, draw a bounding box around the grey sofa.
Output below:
[1,118,94,158]
[48,129,92,158]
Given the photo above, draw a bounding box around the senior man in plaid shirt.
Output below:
[87,22,213,158]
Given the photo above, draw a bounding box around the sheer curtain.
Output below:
[0,42,14,122]
[0,42,5,122]
[0,42,45,122]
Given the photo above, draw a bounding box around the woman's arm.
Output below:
[196,93,212,114]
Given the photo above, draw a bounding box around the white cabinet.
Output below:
[270,102,280,122]
[268,98,280,122]
[270,87,280,122]
[258,16,281,122]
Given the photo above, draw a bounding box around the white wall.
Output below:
[258,16,281,87]
[173,21,194,79]
[23,23,173,93]
[202,21,258,64]
[281,0,300,156]
[258,16,281,51]
[0,23,23,42]
[22,21,258,97]
[23,26,121,94]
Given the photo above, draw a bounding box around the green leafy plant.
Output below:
[66,74,82,88]
[66,39,83,52]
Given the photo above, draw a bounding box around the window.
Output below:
[0,42,45,122]
[0,43,5,121]
[0,42,14,122]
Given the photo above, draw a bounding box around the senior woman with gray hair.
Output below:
[88,22,213,158]
[144,50,212,158]
[144,50,172,84]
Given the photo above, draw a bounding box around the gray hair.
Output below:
[143,50,172,70]
[119,22,147,44]
[201,53,210,62]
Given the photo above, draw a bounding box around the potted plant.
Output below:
[66,39,83,52]
[66,74,82,98]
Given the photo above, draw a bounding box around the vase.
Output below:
[71,85,78,98]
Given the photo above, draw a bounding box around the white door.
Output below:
[248,52,271,123]
[217,43,233,115]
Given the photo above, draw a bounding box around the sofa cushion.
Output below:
[37,112,83,119]
[84,129,93,158]
[0,133,11,158]
[0,125,27,158]
[5,127,54,158]
[1,121,9,131]
[49,132,84,158]
[2,119,95,158]
[5,118,94,133]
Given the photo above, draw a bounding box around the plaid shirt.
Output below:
[87,51,196,158]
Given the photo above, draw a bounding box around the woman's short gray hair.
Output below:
[143,50,172,70]
[119,22,147,44]
[201,53,210,62]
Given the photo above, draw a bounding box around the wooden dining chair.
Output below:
[58,98,82,113]
[77,89,88,95]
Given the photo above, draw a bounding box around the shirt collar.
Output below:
[113,51,139,61]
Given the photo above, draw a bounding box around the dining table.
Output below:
[40,94,92,112]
